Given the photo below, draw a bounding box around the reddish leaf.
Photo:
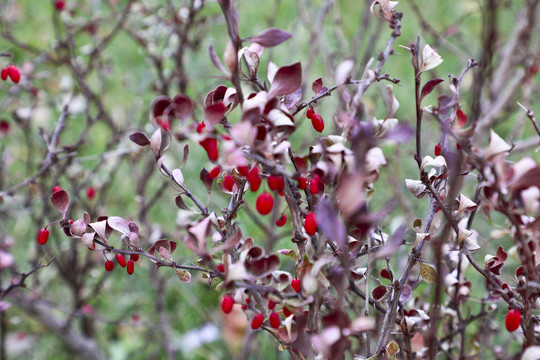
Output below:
[51,190,70,219]
[372,285,388,300]
[456,108,467,127]
[129,132,150,147]
[374,224,406,259]
[248,28,292,47]
[150,96,172,118]
[268,62,302,98]
[208,45,230,75]
[312,77,323,94]
[420,78,444,103]
[173,94,194,122]
[107,216,130,237]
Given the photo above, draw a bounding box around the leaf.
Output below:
[283,86,302,109]
[420,78,444,103]
[485,129,512,159]
[405,179,426,198]
[150,128,162,157]
[419,44,443,73]
[386,341,400,359]
[155,239,173,262]
[268,62,302,98]
[89,220,108,244]
[175,195,190,210]
[173,94,194,122]
[107,216,130,237]
[81,232,96,249]
[51,190,70,219]
[317,199,347,253]
[181,145,189,168]
[419,262,437,283]
[175,269,191,283]
[374,224,407,259]
[172,168,184,186]
[248,28,292,47]
[208,45,230,75]
[335,59,354,84]
[456,108,467,127]
[312,77,323,94]
[129,132,150,147]
[372,285,388,300]
[150,96,172,118]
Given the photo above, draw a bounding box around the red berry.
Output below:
[310,112,324,132]
[306,108,314,119]
[267,175,284,192]
[130,254,139,262]
[116,254,127,267]
[434,144,441,156]
[247,166,262,192]
[256,192,274,215]
[237,166,250,177]
[209,166,221,179]
[196,122,206,133]
[7,65,20,84]
[530,63,539,76]
[217,263,225,272]
[52,185,62,193]
[86,186,96,200]
[269,312,280,329]
[221,295,235,314]
[291,278,301,293]
[282,306,292,317]
[268,299,277,310]
[223,174,235,192]
[55,0,65,11]
[105,260,114,272]
[304,212,317,235]
[505,309,521,332]
[298,177,307,190]
[251,313,264,330]
[127,260,134,275]
[0,68,8,81]
[37,228,49,245]
[276,214,287,227]
[309,175,320,195]
[199,137,219,162]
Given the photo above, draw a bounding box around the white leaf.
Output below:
[485,129,511,159]
[421,155,446,170]
[419,44,443,73]
[405,179,426,198]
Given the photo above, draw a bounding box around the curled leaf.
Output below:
[51,190,70,219]
[268,62,302,98]
[419,262,437,283]
[248,28,292,47]
[419,44,443,73]
[175,269,192,283]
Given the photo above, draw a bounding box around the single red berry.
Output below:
[256,192,274,215]
[237,166,250,177]
[221,295,235,314]
[247,166,262,192]
[52,185,62,193]
[0,120,9,135]
[530,63,539,76]
[130,254,139,262]
[456,142,462,151]
[306,108,314,119]
[86,186,96,200]
[209,166,221,180]
[267,175,284,192]
[269,312,280,329]
[310,112,324,133]
[196,122,206,133]
[380,268,392,281]
[0,68,8,81]
[199,137,219,162]
[116,254,127,267]
[276,214,287,227]
[268,299,277,310]
[434,144,441,156]
[291,278,301,293]
[505,309,521,332]
[7,65,20,84]
[251,313,264,330]
[105,260,114,272]
[304,212,317,235]
[37,228,49,245]
[127,260,134,275]
[309,175,320,195]
[298,177,307,190]
[223,174,235,192]
[217,263,225,272]
[282,306,292,317]
[55,0,65,11]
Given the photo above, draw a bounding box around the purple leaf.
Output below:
[374,224,407,259]
[208,45,230,75]
[150,96,172,119]
[420,78,444,103]
[129,132,150,147]
[107,216,130,237]
[51,190,70,219]
[248,28,292,47]
[173,94,194,122]
[283,86,302,109]
[317,199,347,252]
[268,62,302,98]
[384,124,414,143]
[312,77,323,94]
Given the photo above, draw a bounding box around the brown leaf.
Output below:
[129,132,150,147]
[175,269,192,283]
[419,262,437,283]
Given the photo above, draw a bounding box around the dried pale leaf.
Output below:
[172,168,184,186]
[386,341,400,359]
[107,216,130,237]
[457,194,477,215]
[419,44,443,73]
[70,219,86,237]
[419,262,437,283]
[421,155,446,170]
[224,40,237,73]
[175,269,192,283]
[405,179,426,198]
[485,129,511,159]
[267,109,295,127]
[81,232,95,249]
[89,220,108,244]
[414,233,430,248]
[248,28,292,47]
[181,145,189,168]
[150,128,162,157]
[51,190,70,219]
[277,249,297,261]
[335,59,354,84]
[350,317,375,332]
[521,346,540,360]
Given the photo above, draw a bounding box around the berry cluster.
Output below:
[1,65,20,84]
